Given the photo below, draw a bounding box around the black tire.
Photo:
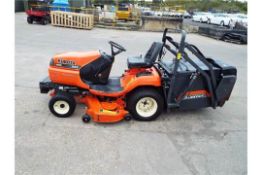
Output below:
[27,16,33,24]
[48,91,76,118]
[220,21,224,26]
[82,114,91,123]
[127,88,164,121]
[124,114,132,121]
[41,18,48,25]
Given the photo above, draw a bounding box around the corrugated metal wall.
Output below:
[70,0,92,8]
[70,0,84,8]
[15,0,25,12]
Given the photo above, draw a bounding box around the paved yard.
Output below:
[15,13,247,175]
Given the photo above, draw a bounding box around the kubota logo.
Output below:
[58,59,76,66]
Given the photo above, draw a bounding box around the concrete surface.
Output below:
[15,13,247,175]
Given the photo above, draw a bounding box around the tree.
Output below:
[92,0,115,5]
[118,0,136,4]
[153,0,162,4]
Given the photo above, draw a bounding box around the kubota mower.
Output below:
[26,0,51,25]
[39,29,237,123]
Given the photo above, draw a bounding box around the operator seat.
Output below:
[127,42,163,68]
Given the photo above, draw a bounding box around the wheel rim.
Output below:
[136,97,158,118]
[53,100,70,115]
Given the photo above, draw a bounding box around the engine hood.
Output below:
[52,50,101,69]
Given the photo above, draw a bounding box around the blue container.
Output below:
[111,6,115,12]
[51,0,70,12]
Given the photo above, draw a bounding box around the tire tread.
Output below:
[48,91,76,118]
[127,88,164,121]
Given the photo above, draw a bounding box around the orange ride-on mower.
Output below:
[39,29,237,123]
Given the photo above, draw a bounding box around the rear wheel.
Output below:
[228,20,231,26]
[41,18,48,25]
[49,92,76,118]
[228,20,234,28]
[127,88,164,121]
[27,16,33,24]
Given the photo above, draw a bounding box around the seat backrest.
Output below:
[144,42,163,65]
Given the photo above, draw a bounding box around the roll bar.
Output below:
[162,28,187,54]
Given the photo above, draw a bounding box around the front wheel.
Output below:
[127,88,164,121]
[49,92,76,118]
[27,16,33,24]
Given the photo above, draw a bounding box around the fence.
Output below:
[50,11,94,30]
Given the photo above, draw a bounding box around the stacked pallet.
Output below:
[50,11,94,30]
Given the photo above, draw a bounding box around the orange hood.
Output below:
[52,50,101,68]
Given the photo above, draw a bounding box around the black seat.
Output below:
[127,42,163,68]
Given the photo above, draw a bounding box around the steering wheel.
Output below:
[109,41,126,51]
[109,41,126,57]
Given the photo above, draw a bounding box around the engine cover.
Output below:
[52,50,101,69]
